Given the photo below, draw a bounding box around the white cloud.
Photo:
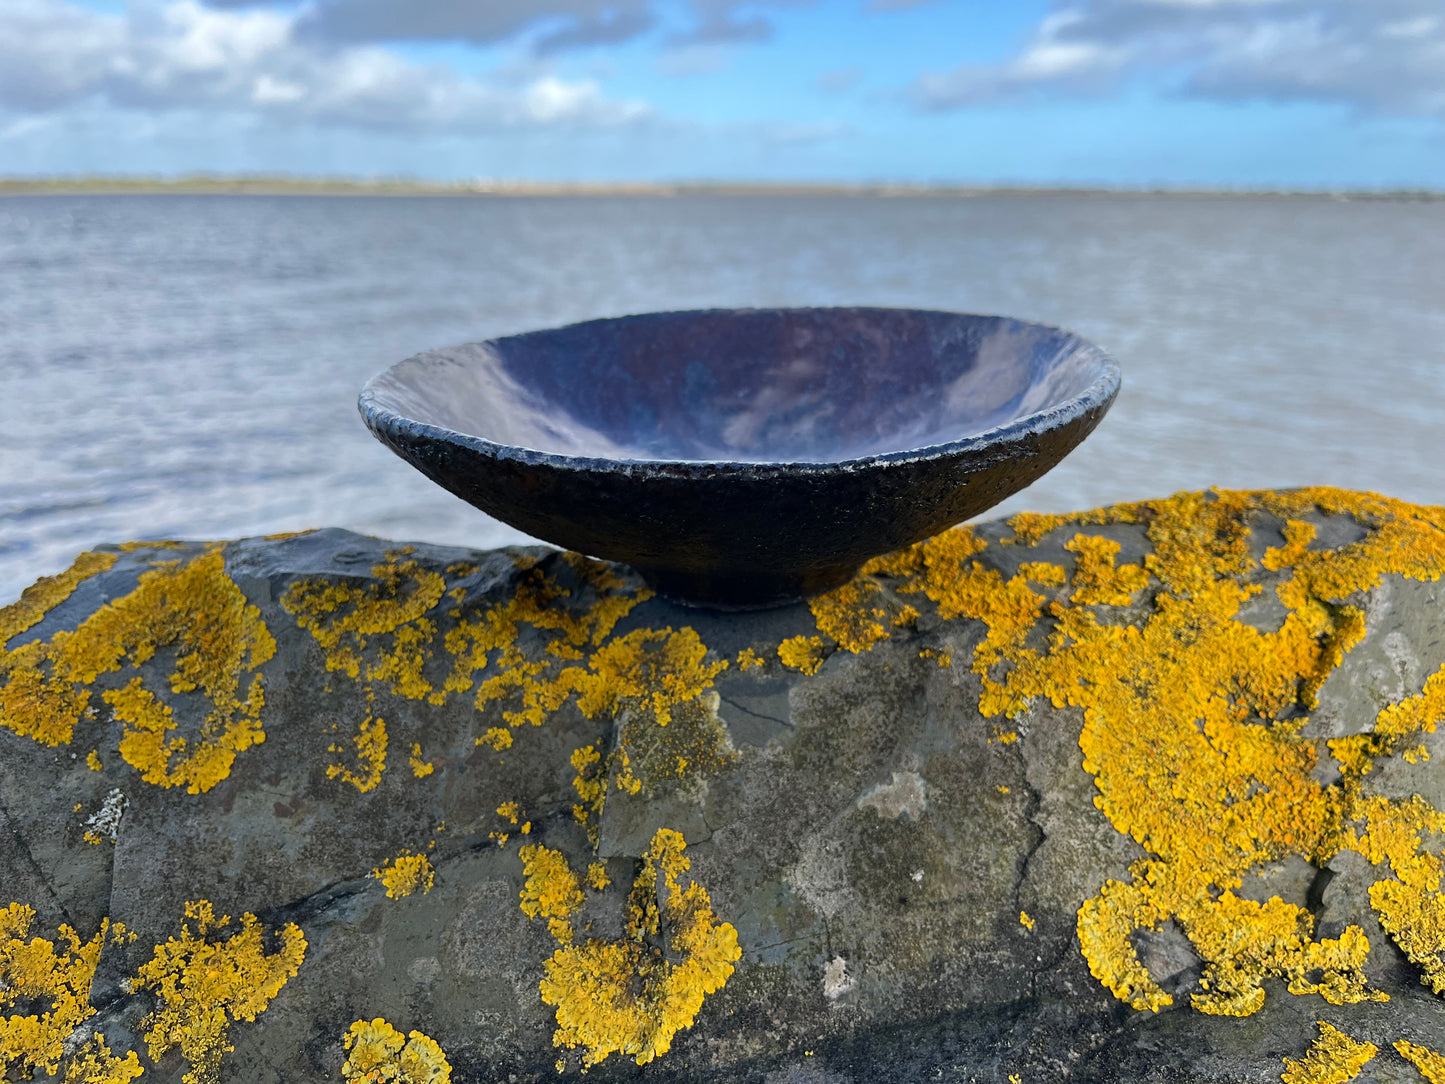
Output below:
[667,0,810,46]
[1379,16,1439,39]
[290,0,656,52]
[908,0,1445,118]
[1012,41,1116,79]
[0,0,652,133]
[213,0,806,57]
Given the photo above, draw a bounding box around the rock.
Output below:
[2,488,1445,1084]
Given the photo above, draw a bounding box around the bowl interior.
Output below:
[366,308,1111,464]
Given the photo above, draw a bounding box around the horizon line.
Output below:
[2,174,1443,200]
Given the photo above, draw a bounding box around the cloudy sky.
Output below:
[2,0,1442,187]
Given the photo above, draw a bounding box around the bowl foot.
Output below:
[636,562,860,611]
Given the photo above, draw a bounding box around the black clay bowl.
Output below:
[359,307,1119,609]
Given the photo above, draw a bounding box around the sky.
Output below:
[0,0,1442,188]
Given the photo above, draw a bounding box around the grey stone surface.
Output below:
[2,492,1445,1083]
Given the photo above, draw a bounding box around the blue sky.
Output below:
[1,0,1442,188]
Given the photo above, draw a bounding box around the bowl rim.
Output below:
[358,306,1121,477]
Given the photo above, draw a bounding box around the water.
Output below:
[2,193,1442,604]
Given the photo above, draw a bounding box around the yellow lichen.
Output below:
[556,630,733,828]
[373,853,436,899]
[1396,1039,1445,1082]
[85,750,102,771]
[519,844,585,945]
[1281,1022,1376,1084]
[1358,794,1445,995]
[586,863,611,891]
[284,550,732,812]
[571,745,606,840]
[1065,533,1149,606]
[777,635,827,676]
[85,551,274,791]
[0,905,119,1077]
[1004,510,1083,546]
[286,551,656,761]
[547,917,573,943]
[1263,518,1319,570]
[1375,664,1445,743]
[736,648,764,672]
[477,727,512,751]
[408,743,434,778]
[529,828,741,1067]
[1019,911,1035,931]
[281,551,445,698]
[441,556,651,732]
[588,632,733,799]
[497,801,521,825]
[808,579,900,654]
[1,549,275,792]
[117,540,189,552]
[0,550,116,649]
[615,752,642,796]
[822,488,1445,1018]
[328,714,388,793]
[341,1018,452,1083]
[134,900,306,1084]
[63,1034,143,1084]
[574,628,727,730]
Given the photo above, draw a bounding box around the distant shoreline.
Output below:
[2,176,1442,200]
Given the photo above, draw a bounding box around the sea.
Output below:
[2,192,1442,604]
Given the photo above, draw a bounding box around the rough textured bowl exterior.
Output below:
[359,308,1120,608]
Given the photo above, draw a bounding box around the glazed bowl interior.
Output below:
[365,308,1108,465]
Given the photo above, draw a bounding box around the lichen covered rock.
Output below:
[2,488,1445,1082]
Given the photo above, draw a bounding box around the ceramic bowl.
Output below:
[359,307,1120,609]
